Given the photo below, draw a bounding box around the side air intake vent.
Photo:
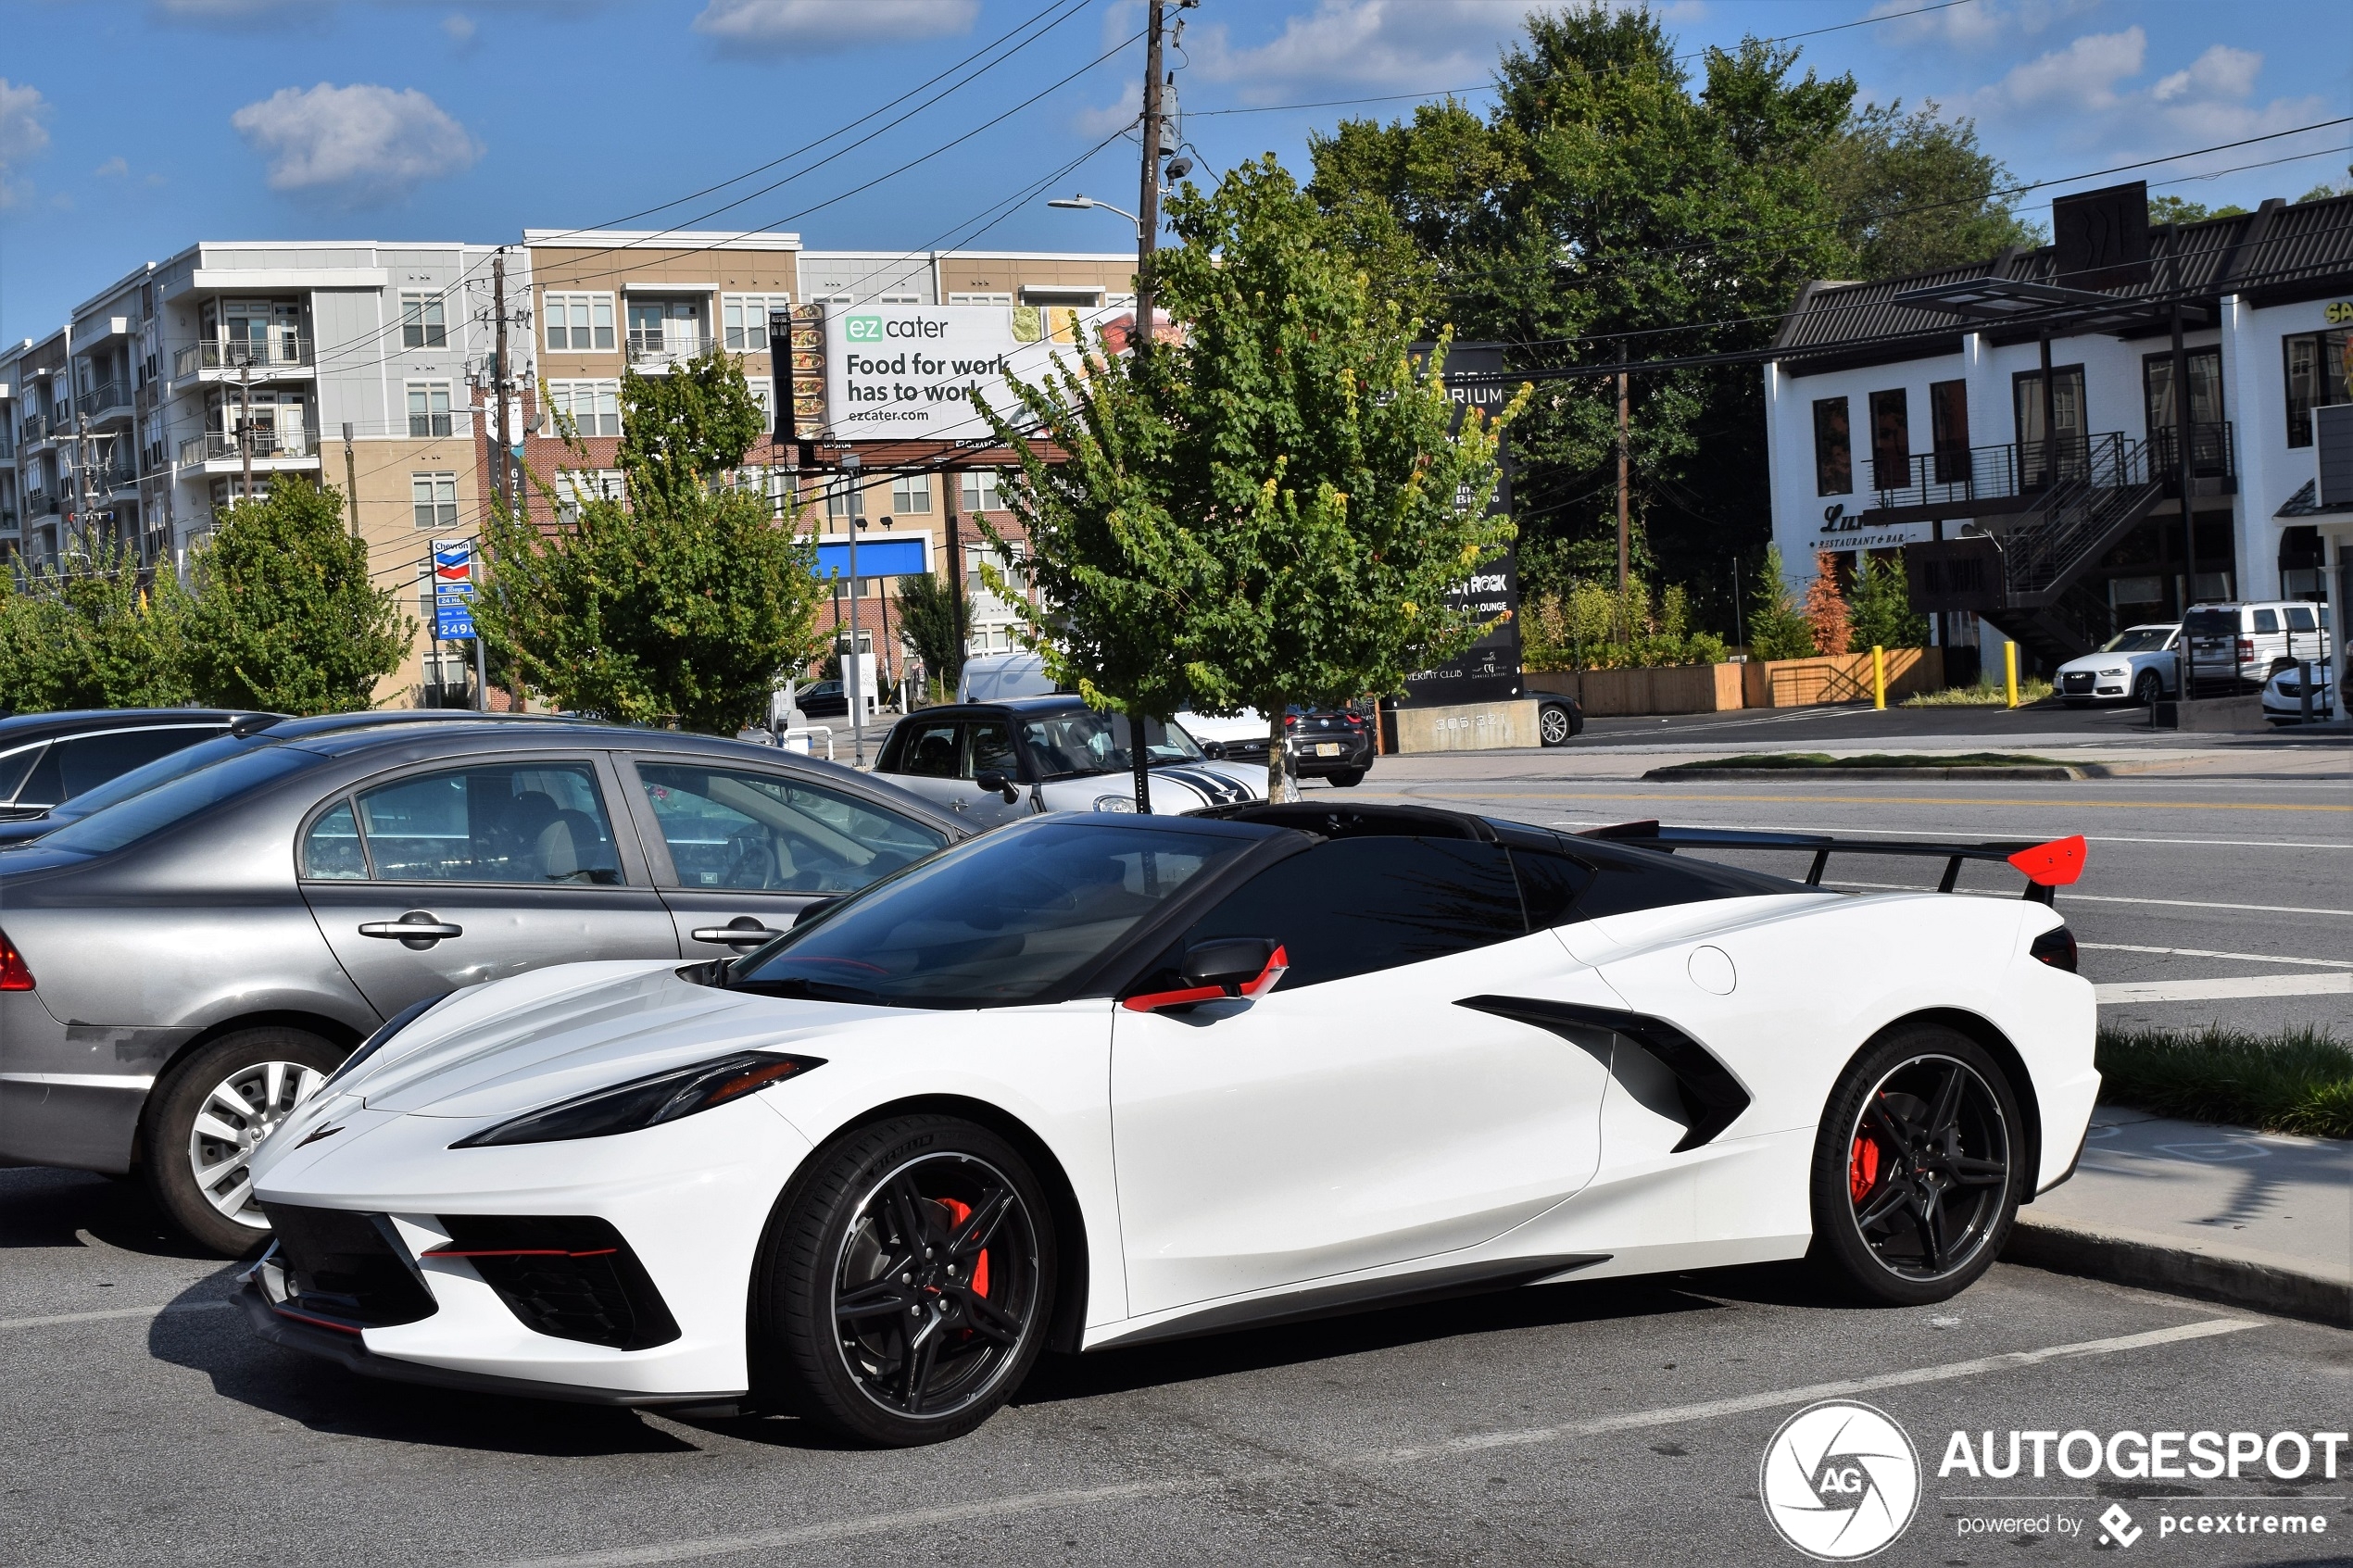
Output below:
[427,1215,680,1350]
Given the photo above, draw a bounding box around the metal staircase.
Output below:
[1981,433,2166,666]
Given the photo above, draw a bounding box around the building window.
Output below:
[545,379,621,438]
[1811,396,1851,496]
[554,470,623,525]
[948,293,1013,306]
[411,472,459,531]
[959,469,1002,514]
[747,380,774,427]
[890,473,932,515]
[407,381,454,438]
[1928,380,1969,483]
[2282,331,2350,447]
[2144,347,2223,436]
[400,292,447,349]
[544,292,615,353]
[2012,366,2086,484]
[879,293,921,306]
[723,294,792,352]
[825,478,867,522]
[1867,388,1909,492]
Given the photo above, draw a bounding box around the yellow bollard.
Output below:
[1872,645,1886,710]
[2004,640,2020,709]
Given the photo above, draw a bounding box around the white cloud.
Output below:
[1,78,52,210]
[692,0,977,52]
[231,82,482,205]
[2151,44,2261,105]
[1868,0,2101,50]
[1074,80,1140,140]
[94,155,130,177]
[1184,0,1549,95]
[443,11,477,44]
[1982,26,2145,110]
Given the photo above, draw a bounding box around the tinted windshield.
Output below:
[728,819,1260,1008]
[2183,609,2239,636]
[2100,627,2175,653]
[42,732,263,822]
[1019,711,1204,780]
[33,748,317,856]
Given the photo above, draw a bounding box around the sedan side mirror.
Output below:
[974,771,1020,804]
[1121,936,1289,1013]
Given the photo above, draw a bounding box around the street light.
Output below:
[1047,194,1144,240]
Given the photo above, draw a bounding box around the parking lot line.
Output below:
[2095,974,2353,1004]
[2080,942,2353,970]
[497,1317,2257,1568]
[0,1299,233,1333]
[1831,880,2353,918]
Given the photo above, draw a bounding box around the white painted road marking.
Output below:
[2095,974,2353,1004]
[1548,821,2353,852]
[498,1318,2259,1568]
[2080,942,2353,970]
[1831,880,2353,918]
[0,1299,233,1332]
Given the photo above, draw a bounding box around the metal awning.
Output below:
[1892,276,2207,334]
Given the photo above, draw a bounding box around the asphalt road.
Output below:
[1348,748,2353,1038]
[1574,698,2311,747]
[1,1162,2345,1568]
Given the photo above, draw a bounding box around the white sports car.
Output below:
[240,805,2097,1446]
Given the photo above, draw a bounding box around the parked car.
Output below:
[2261,659,2336,724]
[1535,694,1583,746]
[956,651,1058,702]
[2182,601,2334,690]
[0,709,266,822]
[0,720,964,1254]
[874,696,1265,826]
[2055,623,2180,707]
[1175,707,1270,766]
[790,680,849,719]
[240,805,2094,1444]
[0,711,505,847]
[1282,705,1376,786]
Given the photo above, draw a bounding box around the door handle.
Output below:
[690,923,786,947]
[359,913,463,947]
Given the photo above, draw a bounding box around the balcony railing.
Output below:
[178,429,317,465]
[171,336,313,378]
[0,508,17,534]
[24,489,58,516]
[82,454,138,490]
[2144,421,2235,487]
[84,379,132,416]
[1869,435,2102,511]
[19,413,54,446]
[626,330,711,368]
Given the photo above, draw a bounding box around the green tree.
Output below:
[2145,194,2250,227]
[182,481,409,713]
[1307,5,1858,634]
[1847,552,1931,650]
[1746,544,1817,661]
[1813,101,2042,279]
[978,157,1520,804]
[0,541,194,713]
[891,570,971,700]
[477,349,824,734]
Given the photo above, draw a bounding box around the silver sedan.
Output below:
[0,719,963,1254]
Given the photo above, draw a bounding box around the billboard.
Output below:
[1399,342,1521,709]
[432,538,476,641]
[823,303,1120,444]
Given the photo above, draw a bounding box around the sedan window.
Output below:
[55,728,220,800]
[636,762,945,893]
[354,763,623,884]
[897,721,962,779]
[0,744,45,803]
[36,748,318,856]
[1180,836,1527,990]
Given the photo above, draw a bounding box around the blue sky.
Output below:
[4,0,2348,344]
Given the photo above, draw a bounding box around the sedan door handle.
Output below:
[359,915,464,945]
[690,925,786,947]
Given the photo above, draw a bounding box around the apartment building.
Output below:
[1763,188,2353,677]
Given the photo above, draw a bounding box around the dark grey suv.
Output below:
[0,720,963,1253]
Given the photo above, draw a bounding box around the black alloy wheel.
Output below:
[756,1115,1053,1445]
[1810,1027,2022,1305]
[2134,670,2163,707]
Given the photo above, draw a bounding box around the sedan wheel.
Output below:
[2134,671,2163,707]
[142,1028,343,1256]
[1810,1027,2021,1305]
[1538,701,1576,746]
[757,1115,1054,1445]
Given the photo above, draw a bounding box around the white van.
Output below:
[956,651,1059,702]
[2181,601,2333,687]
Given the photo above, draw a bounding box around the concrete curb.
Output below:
[1641,765,2083,782]
[2003,1213,2352,1329]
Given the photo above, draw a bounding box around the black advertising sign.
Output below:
[2052,182,2151,292]
[1401,342,1521,709]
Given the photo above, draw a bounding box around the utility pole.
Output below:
[945,482,967,692]
[237,357,256,506]
[343,422,360,536]
[492,251,511,516]
[1616,342,1631,605]
[841,449,866,767]
[1134,0,1168,365]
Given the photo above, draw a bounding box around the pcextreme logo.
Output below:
[1760,1400,1922,1561]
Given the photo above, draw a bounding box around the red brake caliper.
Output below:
[1848,1135,1881,1202]
[937,1198,988,1299]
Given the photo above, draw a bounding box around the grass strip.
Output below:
[1657,752,2070,771]
[1903,677,2057,707]
[2095,1024,2352,1139]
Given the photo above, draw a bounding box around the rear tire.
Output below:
[1809,1025,2023,1306]
[1327,769,1365,788]
[1538,701,1576,746]
[753,1115,1055,1446]
[142,1028,343,1257]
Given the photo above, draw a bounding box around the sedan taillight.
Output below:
[0,929,33,991]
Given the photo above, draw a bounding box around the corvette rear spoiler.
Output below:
[1579,822,2086,906]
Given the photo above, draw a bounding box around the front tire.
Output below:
[754,1115,1055,1446]
[142,1028,342,1257]
[1809,1026,2023,1306]
[2133,671,2163,707]
[1538,700,1577,746]
[1327,768,1365,788]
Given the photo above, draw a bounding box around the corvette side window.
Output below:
[1508,846,1594,928]
[1181,836,1525,990]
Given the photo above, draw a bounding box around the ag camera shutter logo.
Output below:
[1760,1400,1921,1560]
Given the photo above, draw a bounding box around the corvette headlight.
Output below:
[451,1051,824,1148]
